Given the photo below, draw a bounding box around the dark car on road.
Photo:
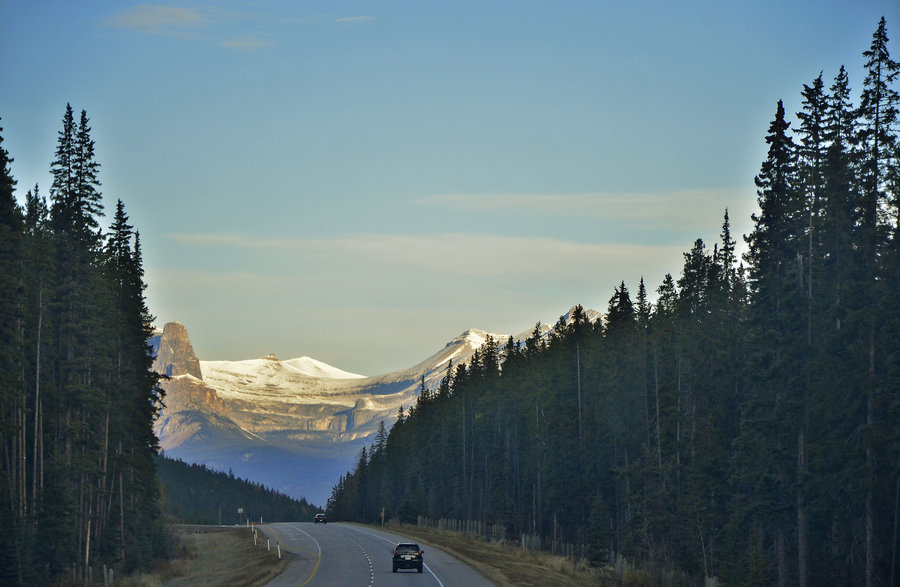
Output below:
[392,542,424,573]
[314,513,327,524]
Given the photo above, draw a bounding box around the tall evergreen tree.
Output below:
[855,18,900,586]
[0,118,27,585]
[736,99,807,585]
[793,72,831,587]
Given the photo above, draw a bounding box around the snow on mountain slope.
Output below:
[282,356,366,379]
[201,354,367,404]
[387,328,509,380]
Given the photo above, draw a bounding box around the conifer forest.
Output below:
[0,104,166,583]
[155,456,320,526]
[327,20,900,586]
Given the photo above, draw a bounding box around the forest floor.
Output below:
[122,525,289,586]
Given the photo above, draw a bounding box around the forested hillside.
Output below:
[156,456,320,525]
[0,106,165,583]
[328,19,900,586]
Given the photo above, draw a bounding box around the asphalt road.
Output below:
[259,522,496,586]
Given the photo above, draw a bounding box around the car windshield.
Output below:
[396,544,419,553]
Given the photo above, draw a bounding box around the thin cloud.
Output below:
[104,5,273,51]
[167,232,681,279]
[220,35,273,51]
[104,5,208,35]
[168,233,296,249]
[414,189,756,233]
[334,16,375,24]
[416,189,736,216]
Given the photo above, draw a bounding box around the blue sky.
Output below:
[2,1,896,374]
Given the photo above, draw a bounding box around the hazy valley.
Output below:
[150,313,598,505]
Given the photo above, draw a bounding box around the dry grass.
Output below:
[376,523,617,586]
[121,525,289,587]
[123,523,616,586]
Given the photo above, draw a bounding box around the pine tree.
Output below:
[605,281,635,334]
[737,99,807,585]
[793,72,831,587]
[635,278,650,328]
[73,110,102,240]
[0,118,27,585]
[373,420,388,458]
[858,17,899,241]
[855,18,900,586]
[653,274,678,321]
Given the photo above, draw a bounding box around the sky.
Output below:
[2,0,897,375]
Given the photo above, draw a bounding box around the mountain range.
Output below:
[151,307,601,506]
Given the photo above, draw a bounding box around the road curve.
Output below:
[259,522,496,586]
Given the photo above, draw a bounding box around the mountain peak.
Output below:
[451,328,508,347]
[153,321,203,379]
[561,305,604,325]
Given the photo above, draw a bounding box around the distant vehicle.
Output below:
[392,542,424,573]
[314,513,327,524]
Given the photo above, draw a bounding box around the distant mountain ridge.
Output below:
[151,307,601,505]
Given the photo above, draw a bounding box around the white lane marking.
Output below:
[286,524,322,586]
[341,525,445,587]
[340,532,375,586]
[288,524,322,557]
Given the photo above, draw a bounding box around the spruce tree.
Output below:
[0,118,27,585]
[794,73,831,586]
[857,17,899,241]
[855,18,900,586]
[737,99,806,585]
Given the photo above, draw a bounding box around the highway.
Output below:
[258,522,496,586]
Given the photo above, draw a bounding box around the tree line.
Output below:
[0,105,166,583]
[156,455,320,526]
[327,18,900,586]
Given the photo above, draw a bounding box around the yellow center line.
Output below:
[292,526,322,587]
[299,552,322,587]
[263,523,323,587]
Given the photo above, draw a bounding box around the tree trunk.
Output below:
[119,470,125,561]
[891,467,898,587]
[576,341,582,441]
[777,526,787,587]
[654,352,661,467]
[32,278,42,516]
[866,331,875,587]
[797,423,809,587]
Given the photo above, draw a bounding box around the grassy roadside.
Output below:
[122,525,289,586]
[371,523,617,586]
[124,522,619,586]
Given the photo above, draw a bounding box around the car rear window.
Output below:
[396,544,419,553]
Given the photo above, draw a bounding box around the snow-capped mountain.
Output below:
[152,307,600,506]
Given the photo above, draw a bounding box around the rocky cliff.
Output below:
[152,322,229,451]
[152,321,202,378]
